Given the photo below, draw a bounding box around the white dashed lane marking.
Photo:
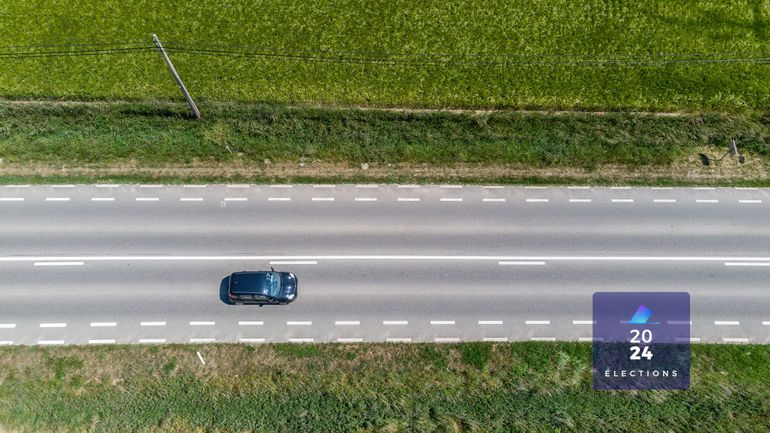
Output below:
[238,321,264,326]
[190,338,215,343]
[287,321,312,326]
[38,340,65,345]
[313,184,336,188]
[526,198,549,203]
[337,338,364,343]
[654,199,677,203]
[525,320,551,325]
[386,338,412,343]
[478,320,503,325]
[90,197,115,201]
[739,200,762,204]
[696,199,719,203]
[482,198,506,202]
[611,199,634,203]
[0,341,13,345]
[89,339,116,344]
[140,321,166,327]
[289,338,314,343]
[180,198,204,201]
[439,198,463,202]
[269,260,317,265]
[0,324,16,328]
[268,197,291,201]
[39,323,66,328]
[270,184,293,188]
[723,337,749,343]
[190,321,215,326]
[397,198,420,202]
[725,262,770,266]
[567,186,589,190]
[483,337,509,342]
[227,184,250,188]
[572,320,595,325]
[354,197,377,201]
[530,337,556,342]
[183,185,207,188]
[224,197,247,202]
[136,197,159,202]
[311,197,335,201]
[90,322,117,327]
[714,321,740,326]
[45,197,70,202]
[569,199,592,203]
[434,337,460,343]
[0,198,24,201]
[239,338,266,343]
[139,338,166,343]
[430,320,455,325]
[334,321,360,326]
[383,321,408,325]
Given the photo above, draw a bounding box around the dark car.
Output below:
[227,270,298,305]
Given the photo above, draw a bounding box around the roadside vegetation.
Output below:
[2,100,769,185]
[0,342,767,432]
[2,1,769,111]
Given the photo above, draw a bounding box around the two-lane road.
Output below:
[0,184,768,345]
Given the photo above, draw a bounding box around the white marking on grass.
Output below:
[196,351,206,364]
[191,338,215,343]
[289,338,314,343]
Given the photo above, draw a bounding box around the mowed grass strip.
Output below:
[0,342,767,432]
[1,101,769,177]
[1,0,770,110]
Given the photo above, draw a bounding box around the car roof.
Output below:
[230,271,271,295]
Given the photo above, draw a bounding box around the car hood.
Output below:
[280,273,298,297]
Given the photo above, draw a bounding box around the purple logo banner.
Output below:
[593,292,690,390]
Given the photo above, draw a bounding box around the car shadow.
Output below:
[219,276,232,305]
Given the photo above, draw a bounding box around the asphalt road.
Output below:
[0,183,768,345]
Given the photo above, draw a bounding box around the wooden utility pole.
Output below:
[153,34,201,120]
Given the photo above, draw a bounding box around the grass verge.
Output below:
[1,1,770,110]
[2,100,770,186]
[0,342,767,432]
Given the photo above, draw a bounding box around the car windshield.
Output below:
[265,272,282,297]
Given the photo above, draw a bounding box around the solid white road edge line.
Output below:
[33,261,84,266]
[11,255,770,262]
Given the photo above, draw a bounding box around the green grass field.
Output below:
[2,100,769,185]
[2,1,770,110]
[0,342,768,432]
